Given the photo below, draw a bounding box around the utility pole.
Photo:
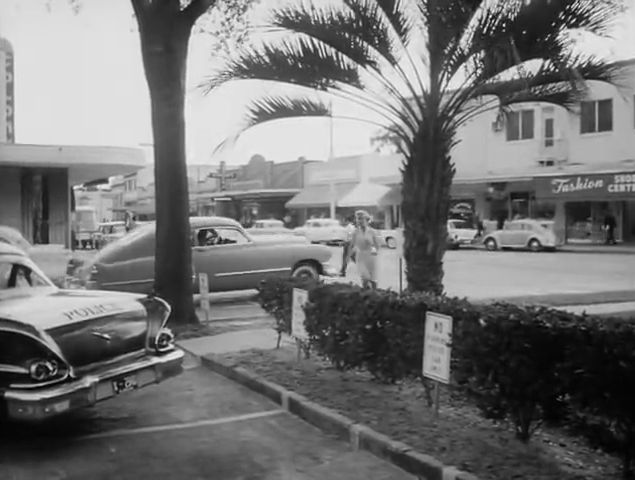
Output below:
[208,161,237,192]
[328,100,336,219]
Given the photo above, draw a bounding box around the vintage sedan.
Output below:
[447,218,479,249]
[246,219,294,236]
[482,219,559,252]
[293,218,347,244]
[0,242,184,422]
[93,221,127,250]
[80,216,337,294]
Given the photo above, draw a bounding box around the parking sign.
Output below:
[422,312,452,384]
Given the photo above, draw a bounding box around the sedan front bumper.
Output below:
[3,349,184,422]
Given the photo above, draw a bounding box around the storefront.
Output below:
[535,171,635,244]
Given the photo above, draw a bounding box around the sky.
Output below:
[0,0,634,166]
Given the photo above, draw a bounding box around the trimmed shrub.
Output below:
[257,278,635,474]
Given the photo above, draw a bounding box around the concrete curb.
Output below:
[197,354,478,480]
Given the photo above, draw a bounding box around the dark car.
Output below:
[0,242,184,422]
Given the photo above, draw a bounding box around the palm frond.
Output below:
[201,36,363,94]
[343,0,415,48]
[211,95,331,155]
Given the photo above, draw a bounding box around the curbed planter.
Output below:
[197,353,478,480]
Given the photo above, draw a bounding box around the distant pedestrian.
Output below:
[475,214,484,238]
[603,212,617,245]
[340,216,356,277]
[349,210,380,289]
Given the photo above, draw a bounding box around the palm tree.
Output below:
[203,0,624,294]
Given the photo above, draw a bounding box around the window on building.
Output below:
[580,99,613,134]
[506,110,534,141]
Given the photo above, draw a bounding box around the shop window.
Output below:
[580,99,613,134]
[532,200,555,220]
[506,110,535,141]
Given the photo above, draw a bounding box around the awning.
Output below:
[379,185,401,206]
[286,182,357,208]
[338,182,392,207]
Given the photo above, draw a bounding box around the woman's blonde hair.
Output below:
[355,210,371,220]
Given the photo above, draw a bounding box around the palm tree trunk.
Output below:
[137,13,197,325]
[401,122,455,295]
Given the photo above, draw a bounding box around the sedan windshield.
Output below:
[0,258,52,292]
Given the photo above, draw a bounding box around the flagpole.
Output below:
[329,100,336,219]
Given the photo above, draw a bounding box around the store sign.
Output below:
[0,39,15,143]
[535,171,635,199]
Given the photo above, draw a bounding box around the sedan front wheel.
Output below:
[528,238,542,252]
[291,262,320,281]
[484,238,498,251]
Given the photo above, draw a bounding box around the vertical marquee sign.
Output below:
[0,37,15,143]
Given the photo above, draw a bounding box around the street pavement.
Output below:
[0,356,414,480]
[326,245,635,303]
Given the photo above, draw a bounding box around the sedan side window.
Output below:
[215,228,250,245]
[0,262,49,290]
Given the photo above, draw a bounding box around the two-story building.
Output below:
[367,58,635,243]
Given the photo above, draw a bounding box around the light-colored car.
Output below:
[80,216,337,294]
[482,219,559,252]
[0,242,183,422]
[246,219,294,236]
[93,221,127,249]
[447,219,479,249]
[0,225,76,283]
[293,218,347,244]
[376,229,398,249]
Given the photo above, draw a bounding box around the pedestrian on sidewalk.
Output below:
[604,212,617,245]
[349,210,380,289]
[340,216,356,277]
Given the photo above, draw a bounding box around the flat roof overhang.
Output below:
[0,143,147,185]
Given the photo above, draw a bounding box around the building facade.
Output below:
[0,36,146,247]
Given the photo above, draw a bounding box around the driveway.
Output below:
[0,360,413,480]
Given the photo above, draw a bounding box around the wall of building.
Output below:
[48,169,70,246]
[0,166,22,230]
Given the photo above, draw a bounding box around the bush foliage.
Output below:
[257,278,635,477]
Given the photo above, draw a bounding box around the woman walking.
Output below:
[349,210,380,289]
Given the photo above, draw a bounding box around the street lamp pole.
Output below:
[328,100,336,219]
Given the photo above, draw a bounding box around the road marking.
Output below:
[73,409,285,441]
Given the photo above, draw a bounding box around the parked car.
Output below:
[376,229,398,249]
[447,218,479,249]
[293,218,347,244]
[93,221,127,249]
[0,242,183,422]
[0,225,76,282]
[72,206,99,249]
[246,219,294,236]
[482,219,559,252]
[79,216,337,294]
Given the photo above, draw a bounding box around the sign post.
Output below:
[394,227,404,293]
[291,288,309,360]
[422,312,453,418]
[198,273,210,321]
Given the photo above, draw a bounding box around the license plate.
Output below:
[112,375,138,394]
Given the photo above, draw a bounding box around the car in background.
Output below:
[246,219,294,236]
[72,206,99,249]
[375,228,398,249]
[93,221,127,250]
[482,219,559,252]
[446,218,479,249]
[79,216,337,294]
[0,225,76,283]
[293,218,347,244]
[0,242,183,422]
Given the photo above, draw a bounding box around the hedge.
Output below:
[257,278,635,478]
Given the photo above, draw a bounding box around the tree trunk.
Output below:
[401,119,455,295]
[136,9,197,325]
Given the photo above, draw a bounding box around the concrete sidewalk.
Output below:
[179,328,287,357]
